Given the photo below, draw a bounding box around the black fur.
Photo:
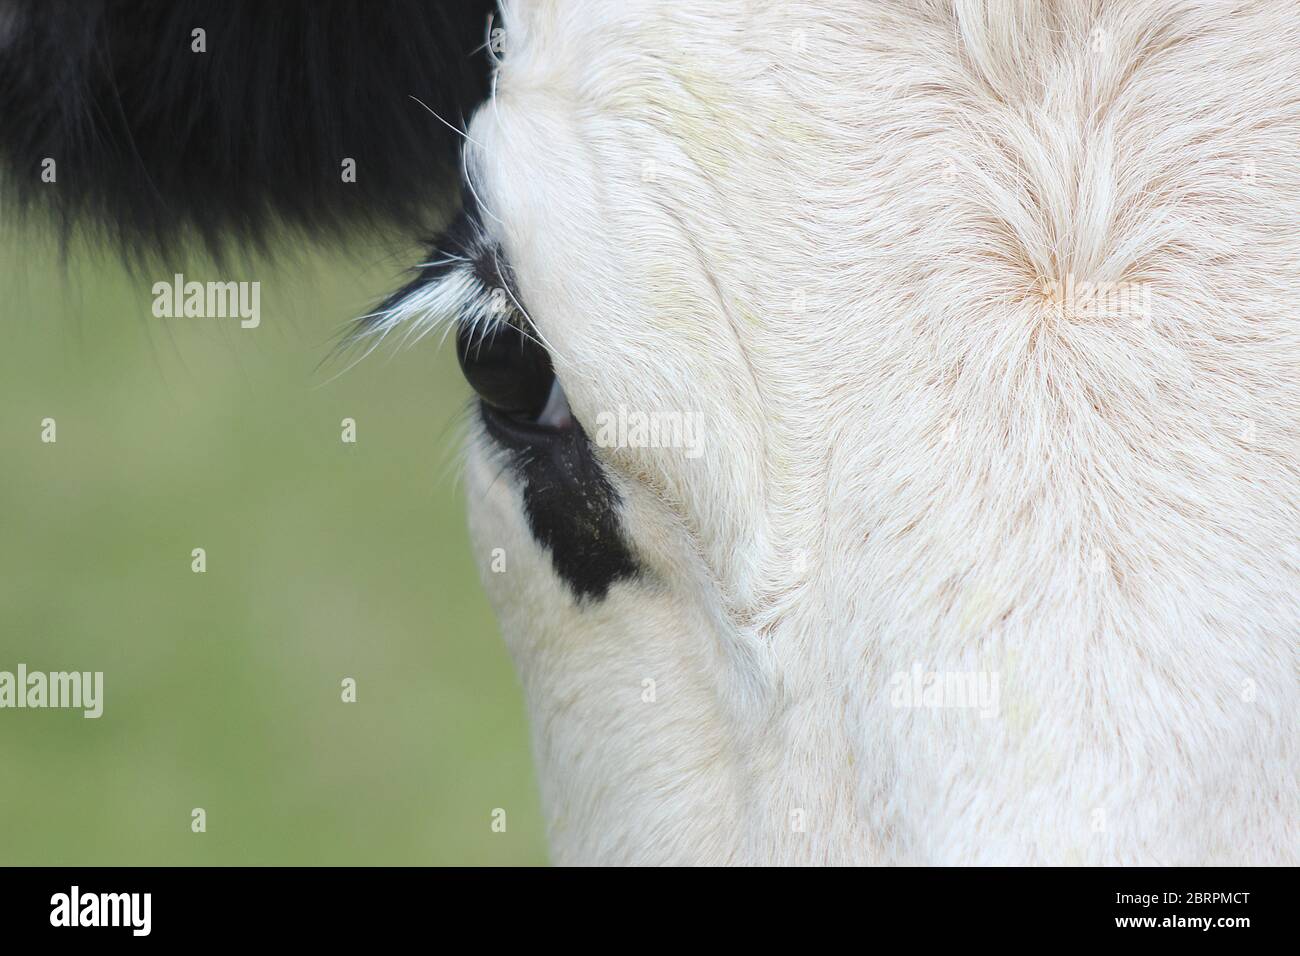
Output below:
[0,0,497,258]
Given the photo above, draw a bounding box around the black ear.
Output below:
[0,0,497,259]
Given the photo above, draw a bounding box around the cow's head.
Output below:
[6,0,1295,866]
[367,0,1300,865]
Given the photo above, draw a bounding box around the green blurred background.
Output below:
[0,226,547,865]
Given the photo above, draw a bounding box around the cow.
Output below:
[3,0,1296,865]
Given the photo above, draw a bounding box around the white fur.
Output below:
[452,0,1298,864]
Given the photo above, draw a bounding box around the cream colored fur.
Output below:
[459,0,1299,864]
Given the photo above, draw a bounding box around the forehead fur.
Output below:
[475,0,1298,615]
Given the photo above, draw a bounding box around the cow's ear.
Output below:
[0,0,497,260]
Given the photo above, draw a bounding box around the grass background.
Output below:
[0,227,548,865]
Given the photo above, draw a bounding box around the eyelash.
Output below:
[349,207,523,354]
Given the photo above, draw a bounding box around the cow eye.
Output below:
[456,320,571,430]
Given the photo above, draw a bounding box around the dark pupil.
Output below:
[456,321,554,420]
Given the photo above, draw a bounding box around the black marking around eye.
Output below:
[482,409,641,604]
[362,197,639,603]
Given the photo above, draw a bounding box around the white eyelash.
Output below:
[338,202,555,372]
[348,261,503,355]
